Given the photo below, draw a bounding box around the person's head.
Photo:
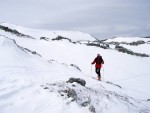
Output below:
[97,54,100,57]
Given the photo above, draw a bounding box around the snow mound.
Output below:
[42,80,150,113]
[0,36,30,66]
[0,35,28,56]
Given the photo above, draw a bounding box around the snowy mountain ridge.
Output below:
[0,23,150,113]
[0,22,95,41]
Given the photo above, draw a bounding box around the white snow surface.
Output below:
[105,37,150,43]
[0,23,150,113]
[120,44,150,55]
[104,36,150,56]
[0,23,96,41]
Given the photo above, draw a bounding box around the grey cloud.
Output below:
[0,0,150,39]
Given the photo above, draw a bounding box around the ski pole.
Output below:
[102,66,104,81]
[91,64,92,77]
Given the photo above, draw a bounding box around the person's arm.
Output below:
[91,58,96,64]
[101,58,104,64]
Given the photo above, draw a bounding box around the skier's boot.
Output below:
[98,76,101,81]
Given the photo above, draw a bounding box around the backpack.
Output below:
[96,56,103,64]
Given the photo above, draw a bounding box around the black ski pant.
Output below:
[95,68,101,77]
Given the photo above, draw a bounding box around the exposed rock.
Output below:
[115,45,149,57]
[42,80,150,113]
[115,45,134,54]
[44,87,49,89]
[107,41,120,45]
[70,64,81,71]
[32,51,36,54]
[0,25,34,39]
[86,42,109,49]
[129,40,145,46]
[144,36,150,38]
[107,40,145,46]
[23,48,42,57]
[134,53,149,57]
[40,37,49,41]
[81,98,91,107]
[67,78,86,86]
[62,88,77,101]
[52,35,76,44]
[89,105,96,113]
[106,81,122,88]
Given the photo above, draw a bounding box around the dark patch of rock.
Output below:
[40,37,49,41]
[67,78,86,86]
[70,64,81,71]
[0,25,34,39]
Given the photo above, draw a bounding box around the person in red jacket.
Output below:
[91,54,104,81]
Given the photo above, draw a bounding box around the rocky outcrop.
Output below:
[115,45,149,57]
[0,25,34,39]
[86,41,109,49]
[42,79,150,113]
[70,64,81,71]
[40,37,49,41]
[67,78,86,86]
[52,35,76,44]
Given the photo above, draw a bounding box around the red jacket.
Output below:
[92,56,104,68]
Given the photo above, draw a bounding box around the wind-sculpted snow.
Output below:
[42,80,150,113]
[0,36,30,66]
[0,35,47,68]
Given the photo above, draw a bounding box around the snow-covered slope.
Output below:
[103,37,150,60]
[0,36,29,66]
[105,37,150,43]
[0,23,150,113]
[0,23,95,41]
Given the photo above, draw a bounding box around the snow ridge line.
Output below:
[0,25,35,39]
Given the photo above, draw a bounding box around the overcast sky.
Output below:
[0,0,150,39]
